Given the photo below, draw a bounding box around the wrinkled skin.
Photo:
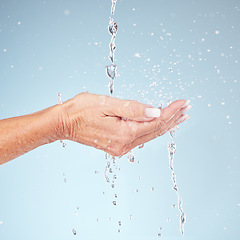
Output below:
[58,92,190,157]
[0,92,190,164]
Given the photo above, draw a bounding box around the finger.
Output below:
[104,97,161,122]
[122,100,190,139]
[124,113,190,154]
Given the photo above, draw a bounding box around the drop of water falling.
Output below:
[72,229,77,235]
[118,221,122,226]
[108,19,118,35]
[106,64,117,79]
[60,140,66,147]
[129,215,133,220]
[113,201,117,205]
[128,151,135,162]
[108,79,114,95]
[58,92,63,104]
[111,0,117,15]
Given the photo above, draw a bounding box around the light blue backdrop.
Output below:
[0,0,240,239]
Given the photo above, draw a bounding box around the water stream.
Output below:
[168,130,186,235]
[105,0,118,95]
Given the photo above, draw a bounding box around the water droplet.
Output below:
[151,187,155,191]
[108,80,114,94]
[106,64,117,79]
[108,19,118,35]
[113,201,117,205]
[118,221,122,226]
[72,229,77,235]
[138,143,144,149]
[128,151,135,162]
[64,9,70,16]
[129,215,133,220]
[134,52,141,58]
[167,218,170,222]
[111,0,117,15]
[157,233,162,237]
[115,194,118,198]
[58,92,62,104]
[118,229,121,233]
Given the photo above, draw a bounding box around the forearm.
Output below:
[0,105,60,165]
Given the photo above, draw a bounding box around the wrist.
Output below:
[38,104,65,143]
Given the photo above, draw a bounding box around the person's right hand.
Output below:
[56,92,191,156]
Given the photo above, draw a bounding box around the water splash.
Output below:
[57,92,66,147]
[168,130,186,235]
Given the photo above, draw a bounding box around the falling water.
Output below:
[168,130,186,235]
[105,0,118,95]
[57,92,66,147]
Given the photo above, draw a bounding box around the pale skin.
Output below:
[0,92,190,165]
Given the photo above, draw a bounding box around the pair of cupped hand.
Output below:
[57,92,191,156]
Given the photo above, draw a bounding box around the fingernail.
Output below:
[145,108,161,118]
[177,114,190,123]
[182,105,192,114]
[182,100,191,108]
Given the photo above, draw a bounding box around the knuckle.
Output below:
[128,101,139,119]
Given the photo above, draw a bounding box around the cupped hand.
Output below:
[57,92,190,156]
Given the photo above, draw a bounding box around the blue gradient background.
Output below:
[0,0,240,239]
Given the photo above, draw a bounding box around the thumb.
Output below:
[106,98,161,122]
